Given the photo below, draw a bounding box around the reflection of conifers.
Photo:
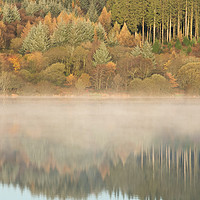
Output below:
[0,137,199,200]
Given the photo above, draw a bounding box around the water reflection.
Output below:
[0,98,200,200]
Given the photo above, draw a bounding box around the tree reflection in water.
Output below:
[0,135,199,200]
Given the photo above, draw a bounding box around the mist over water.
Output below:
[0,97,200,200]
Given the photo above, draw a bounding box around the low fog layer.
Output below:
[1,97,200,149]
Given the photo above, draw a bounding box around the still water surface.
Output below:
[0,97,200,200]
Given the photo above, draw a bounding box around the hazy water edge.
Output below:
[0,97,200,200]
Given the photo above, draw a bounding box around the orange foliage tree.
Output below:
[0,21,6,49]
[117,22,134,47]
[98,7,111,33]
[57,11,73,24]
[8,55,21,71]
[44,12,57,34]
[21,21,32,39]
[166,72,179,88]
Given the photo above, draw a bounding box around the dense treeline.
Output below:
[109,0,200,44]
[1,0,200,95]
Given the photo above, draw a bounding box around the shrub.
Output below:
[152,40,162,54]
[129,74,171,95]
[75,73,91,91]
[167,42,172,50]
[175,39,182,50]
[186,45,192,55]
[0,71,24,94]
[183,37,191,46]
[41,63,66,86]
[177,62,200,94]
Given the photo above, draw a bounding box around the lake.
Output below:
[0,97,200,200]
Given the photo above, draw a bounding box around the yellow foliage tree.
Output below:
[66,74,77,86]
[8,55,21,72]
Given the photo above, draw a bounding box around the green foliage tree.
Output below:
[130,74,171,95]
[95,23,106,41]
[175,39,182,50]
[87,0,98,22]
[2,4,21,23]
[21,22,50,53]
[51,22,73,47]
[152,40,162,54]
[41,63,66,86]
[177,62,200,94]
[93,42,111,66]
[131,41,155,65]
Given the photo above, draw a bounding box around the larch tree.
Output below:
[98,7,111,33]
[21,21,32,39]
[117,22,134,47]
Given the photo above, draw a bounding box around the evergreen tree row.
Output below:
[109,0,200,43]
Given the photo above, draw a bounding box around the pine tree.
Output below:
[79,0,90,14]
[95,22,106,41]
[25,1,41,16]
[131,46,141,57]
[3,4,21,23]
[21,22,50,53]
[93,42,111,66]
[87,0,98,22]
[51,22,72,47]
[142,41,155,61]
[73,19,94,46]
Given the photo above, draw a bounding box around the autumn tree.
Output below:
[98,7,111,33]
[0,21,6,49]
[75,73,91,91]
[117,23,134,47]
[21,21,32,39]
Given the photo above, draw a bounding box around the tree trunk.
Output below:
[169,14,172,42]
[195,1,199,39]
[187,15,190,37]
[142,17,145,44]
[173,24,176,40]
[167,21,169,42]
[190,1,194,40]
[162,18,164,44]
[185,0,188,37]
[177,8,180,38]
[149,25,152,42]
[153,9,156,44]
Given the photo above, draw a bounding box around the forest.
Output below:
[0,0,200,95]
